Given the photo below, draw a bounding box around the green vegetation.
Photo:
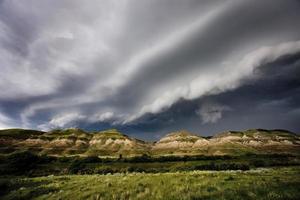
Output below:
[1,151,300,176]
[45,128,91,139]
[91,129,128,139]
[0,167,299,200]
[0,129,44,139]
[162,130,202,143]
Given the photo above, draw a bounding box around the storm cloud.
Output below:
[0,0,300,139]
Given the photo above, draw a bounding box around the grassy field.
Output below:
[1,167,300,200]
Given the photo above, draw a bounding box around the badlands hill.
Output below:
[0,129,150,156]
[152,129,300,155]
[0,128,299,157]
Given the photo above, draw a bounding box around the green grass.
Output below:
[1,167,299,200]
[0,129,45,139]
[91,129,128,140]
[45,128,92,140]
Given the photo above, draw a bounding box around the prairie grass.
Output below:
[1,167,299,200]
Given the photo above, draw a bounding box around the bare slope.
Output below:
[152,130,209,155]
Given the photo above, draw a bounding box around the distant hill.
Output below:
[0,128,299,157]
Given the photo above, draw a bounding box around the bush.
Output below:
[5,151,40,175]
[66,156,102,174]
[125,154,151,163]
[68,160,87,174]
[0,179,10,196]
[95,167,116,174]
[126,166,145,173]
[81,156,102,163]
[251,160,266,167]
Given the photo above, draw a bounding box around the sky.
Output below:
[0,0,300,140]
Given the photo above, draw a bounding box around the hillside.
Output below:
[152,130,209,155]
[0,128,150,156]
[0,128,299,157]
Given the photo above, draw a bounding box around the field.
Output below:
[1,167,300,200]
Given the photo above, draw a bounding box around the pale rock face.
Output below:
[158,137,172,143]
[49,138,75,147]
[193,139,209,147]
[266,140,284,146]
[153,141,194,149]
[104,138,114,145]
[247,140,263,146]
[89,138,134,148]
[153,131,209,150]
[253,133,269,139]
[212,150,226,156]
[209,137,235,145]
[75,139,88,147]
[159,135,199,143]
[21,138,48,146]
[209,135,243,145]
[282,140,294,145]
[220,135,242,141]
[276,136,287,140]
[113,139,133,146]
[89,139,101,145]
[106,138,132,147]
[242,135,250,139]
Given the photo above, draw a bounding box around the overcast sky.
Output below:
[0,0,300,140]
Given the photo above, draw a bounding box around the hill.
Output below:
[0,128,299,157]
[152,130,209,155]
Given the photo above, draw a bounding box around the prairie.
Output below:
[1,167,299,200]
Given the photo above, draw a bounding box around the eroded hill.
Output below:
[0,128,299,157]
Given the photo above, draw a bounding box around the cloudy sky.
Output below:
[0,0,300,140]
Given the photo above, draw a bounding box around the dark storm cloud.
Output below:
[0,0,300,139]
[132,53,300,137]
[114,0,300,106]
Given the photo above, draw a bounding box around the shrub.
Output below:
[81,156,102,163]
[126,166,145,173]
[251,160,266,167]
[0,179,10,196]
[125,154,151,163]
[5,151,40,175]
[68,160,87,174]
[95,167,116,174]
